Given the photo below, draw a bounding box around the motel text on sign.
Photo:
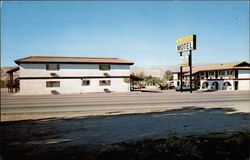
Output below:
[176,35,196,52]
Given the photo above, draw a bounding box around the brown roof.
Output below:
[6,67,20,73]
[15,56,134,65]
[172,61,250,75]
[130,74,144,81]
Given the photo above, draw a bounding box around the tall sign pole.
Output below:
[180,52,183,92]
[176,34,196,93]
[189,51,192,93]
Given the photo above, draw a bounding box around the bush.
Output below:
[0,80,7,88]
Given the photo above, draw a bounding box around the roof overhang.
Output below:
[6,67,19,74]
[14,56,134,65]
[130,74,144,81]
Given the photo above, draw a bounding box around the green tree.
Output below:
[145,75,162,85]
[164,70,173,81]
[134,72,146,79]
[0,80,7,88]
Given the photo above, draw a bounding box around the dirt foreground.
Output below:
[1,107,250,160]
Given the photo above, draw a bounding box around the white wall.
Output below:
[238,80,250,90]
[237,70,250,90]
[18,78,130,95]
[238,70,250,78]
[19,63,130,77]
[173,73,178,80]
[173,73,178,87]
[18,63,132,95]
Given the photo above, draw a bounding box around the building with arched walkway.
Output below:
[200,80,234,91]
[222,81,232,90]
[173,61,250,91]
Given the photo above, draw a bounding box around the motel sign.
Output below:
[176,35,196,52]
[176,34,196,93]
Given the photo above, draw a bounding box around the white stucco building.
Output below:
[9,56,134,95]
[172,61,250,91]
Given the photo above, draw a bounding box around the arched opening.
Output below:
[177,81,180,86]
[202,82,209,89]
[211,81,220,90]
[223,81,232,90]
[196,81,201,89]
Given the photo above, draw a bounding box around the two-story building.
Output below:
[172,61,250,91]
[8,56,134,95]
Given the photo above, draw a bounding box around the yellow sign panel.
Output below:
[176,34,196,52]
[176,35,195,44]
[124,78,130,82]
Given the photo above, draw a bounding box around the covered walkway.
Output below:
[130,74,144,91]
[6,67,20,93]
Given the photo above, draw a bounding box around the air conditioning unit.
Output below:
[50,73,59,77]
[51,90,60,95]
[104,88,111,93]
[103,73,111,77]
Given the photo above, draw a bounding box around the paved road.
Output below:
[1,89,249,121]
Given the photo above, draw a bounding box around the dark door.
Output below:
[234,81,238,90]
[215,82,219,90]
[235,70,238,78]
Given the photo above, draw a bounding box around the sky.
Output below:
[1,1,249,68]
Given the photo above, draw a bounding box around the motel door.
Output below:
[215,82,219,90]
[234,81,238,90]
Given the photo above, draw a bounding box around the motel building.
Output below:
[172,61,250,91]
[6,56,138,95]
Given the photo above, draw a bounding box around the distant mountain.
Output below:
[131,65,179,78]
[131,63,209,78]
[131,68,165,78]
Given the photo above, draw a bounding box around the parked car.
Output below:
[159,84,175,90]
[175,85,196,91]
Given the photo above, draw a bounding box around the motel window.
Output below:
[99,80,111,86]
[219,71,225,75]
[227,70,233,75]
[46,81,60,88]
[46,64,60,71]
[209,72,214,76]
[99,64,110,71]
[82,80,90,86]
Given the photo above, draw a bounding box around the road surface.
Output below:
[1,89,249,121]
